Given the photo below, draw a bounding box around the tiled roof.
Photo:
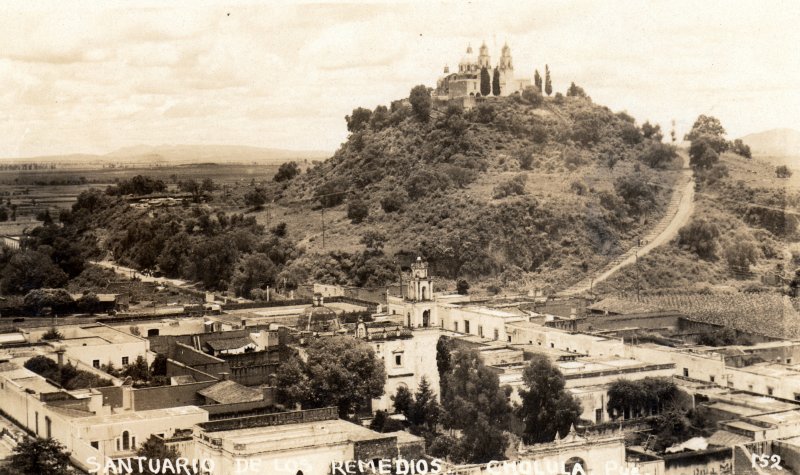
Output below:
[197,380,263,404]
[206,337,254,351]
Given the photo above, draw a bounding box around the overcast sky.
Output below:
[2,0,799,158]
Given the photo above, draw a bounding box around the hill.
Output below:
[741,128,800,167]
[266,88,686,293]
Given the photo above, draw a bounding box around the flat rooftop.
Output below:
[201,419,390,453]
[71,405,207,427]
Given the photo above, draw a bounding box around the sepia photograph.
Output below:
[0,1,799,474]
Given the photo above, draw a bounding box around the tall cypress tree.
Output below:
[544,65,552,96]
[534,70,542,92]
[479,67,491,96]
[492,67,501,96]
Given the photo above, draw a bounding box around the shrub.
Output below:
[380,190,407,213]
[570,180,587,196]
[678,219,720,259]
[273,162,300,182]
[316,177,350,207]
[347,198,369,224]
[492,175,527,199]
[640,143,677,169]
[776,165,793,178]
[521,86,543,107]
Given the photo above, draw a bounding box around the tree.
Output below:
[409,377,440,435]
[480,67,491,96]
[361,230,387,254]
[776,165,793,178]
[641,121,663,141]
[23,288,74,314]
[607,377,685,420]
[42,327,63,341]
[614,174,656,215]
[724,231,761,273]
[441,349,511,463]
[678,219,721,260]
[517,354,582,444]
[521,86,543,107]
[4,437,71,475]
[544,64,552,96]
[456,279,470,295]
[274,162,300,182]
[136,435,181,475]
[566,82,587,98]
[409,85,431,122]
[150,353,168,376]
[370,105,391,131]
[123,355,151,382]
[1,250,68,295]
[391,385,414,415]
[232,253,276,298]
[731,139,752,159]
[276,336,385,418]
[492,67,501,96]
[346,107,373,133]
[243,187,267,209]
[689,138,720,169]
[347,198,369,224]
[640,142,677,169]
[685,115,728,153]
[380,190,406,213]
[315,177,349,208]
[534,70,543,92]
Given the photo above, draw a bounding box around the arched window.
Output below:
[121,431,130,451]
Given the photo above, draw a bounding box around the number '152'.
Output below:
[751,454,782,470]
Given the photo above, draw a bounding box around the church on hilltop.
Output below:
[434,41,532,101]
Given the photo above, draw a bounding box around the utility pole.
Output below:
[321,207,325,250]
[635,244,641,302]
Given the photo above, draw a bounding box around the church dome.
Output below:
[459,45,477,67]
[298,294,340,333]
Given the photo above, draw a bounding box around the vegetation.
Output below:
[776,165,793,178]
[136,435,181,475]
[1,437,71,475]
[24,355,113,389]
[516,354,582,444]
[274,336,386,418]
[607,377,687,420]
[273,162,301,182]
[436,348,512,464]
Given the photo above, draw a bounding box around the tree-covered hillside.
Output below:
[274,85,684,292]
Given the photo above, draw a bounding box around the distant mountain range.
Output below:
[1,144,331,166]
[741,129,800,167]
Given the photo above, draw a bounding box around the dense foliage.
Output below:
[274,336,386,418]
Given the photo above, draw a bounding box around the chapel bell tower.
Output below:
[407,257,432,302]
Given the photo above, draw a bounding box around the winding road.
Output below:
[560,154,695,296]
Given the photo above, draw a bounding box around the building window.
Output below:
[478,325,483,338]
[550,343,555,348]
[45,416,51,439]
[683,368,689,377]
[122,431,130,451]
[595,408,603,423]
[710,376,715,383]
[122,357,129,366]
[395,354,402,367]
[34,412,39,435]
[464,321,470,334]
[748,384,754,391]
[768,387,774,396]
[93,360,100,368]
[794,393,800,402]
[788,359,793,364]
[91,441,99,449]
[454,322,459,332]
[494,329,499,341]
